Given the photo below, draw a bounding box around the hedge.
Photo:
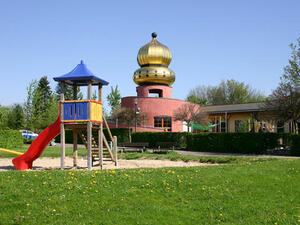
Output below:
[0,129,23,148]
[289,134,300,156]
[185,133,282,154]
[132,132,188,148]
[133,132,300,156]
[55,128,131,144]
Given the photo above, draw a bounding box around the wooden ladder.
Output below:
[78,130,116,164]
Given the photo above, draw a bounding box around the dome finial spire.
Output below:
[151,32,157,38]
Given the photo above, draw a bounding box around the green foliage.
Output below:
[132,132,188,148]
[7,104,25,130]
[92,90,97,100]
[55,83,83,101]
[133,132,300,156]
[24,78,59,131]
[289,134,300,156]
[0,129,23,148]
[0,105,10,128]
[23,138,35,145]
[106,85,121,114]
[187,79,265,105]
[23,79,37,129]
[0,159,299,224]
[186,133,296,154]
[263,38,300,133]
[55,128,131,144]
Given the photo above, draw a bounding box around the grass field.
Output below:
[0,157,300,224]
[0,144,282,165]
[0,145,87,158]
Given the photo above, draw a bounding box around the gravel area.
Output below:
[0,157,211,171]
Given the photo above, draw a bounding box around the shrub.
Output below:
[55,128,130,144]
[132,132,188,148]
[289,134,300,156]
[0,129,23,148]
[186,133,283,154]
[23,138,35,144]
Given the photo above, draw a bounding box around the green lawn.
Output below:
[0,145,87,158]
[0,158,299,224]
[1,144,282,165]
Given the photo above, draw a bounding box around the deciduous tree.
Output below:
[173,103,208,132]
[107,85,121,115]
[263,38,300,133]
[187,79,265,105]
[112,107,147,142]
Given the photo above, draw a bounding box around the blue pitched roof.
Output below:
[53,60,109,86]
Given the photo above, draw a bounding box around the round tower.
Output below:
[133,33,175,98]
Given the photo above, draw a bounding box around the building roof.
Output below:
[53,60,109,86]
[202,102,266,114]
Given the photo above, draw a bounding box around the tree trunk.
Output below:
[294,120,298,134]
[128,126,132,143]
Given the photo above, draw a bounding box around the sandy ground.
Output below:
[0,157,210,171]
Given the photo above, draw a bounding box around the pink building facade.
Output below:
[121,85,191,132]
[109,33,193,132]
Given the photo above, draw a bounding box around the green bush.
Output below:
[55,128,130,144]
[132,132,188,148]
[133,132,299,155]
[289,134,300,156]
[0,129,23,148]
[23,138,35,144]
[186,133,283,154]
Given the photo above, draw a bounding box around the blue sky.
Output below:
[0,0,299,108]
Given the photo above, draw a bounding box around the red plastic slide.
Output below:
[13,115,61,170]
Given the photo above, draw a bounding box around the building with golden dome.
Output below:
[120,33,193,132]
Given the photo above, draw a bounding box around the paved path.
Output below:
[175,150,300,159]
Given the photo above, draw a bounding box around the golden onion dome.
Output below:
[133,33,175,86]
[137,32,172,66]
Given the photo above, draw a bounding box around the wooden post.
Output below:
[60,82,65,170]
[87,83,92,170]
[73,129,78,168]
[72,85,78,168]
[225,112,228,132]
[113,136,118,166]
[103,116,113,141]
[219,116,222,132]
[98,84,103,169]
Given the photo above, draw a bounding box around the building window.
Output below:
[154,116,172,131]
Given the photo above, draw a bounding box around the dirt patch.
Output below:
[0,157,212,171]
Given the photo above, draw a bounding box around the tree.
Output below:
[187,79,265,105]
[263,38,300,133]
[92,90,97,100]
[112,107,147,142]
[24,78,59,131]
[173,103,208,132]
[0,105,10,128]
[55,83,83,100]
[23,79,38,130]
[7,104,25,130]
[107,85,121,115]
